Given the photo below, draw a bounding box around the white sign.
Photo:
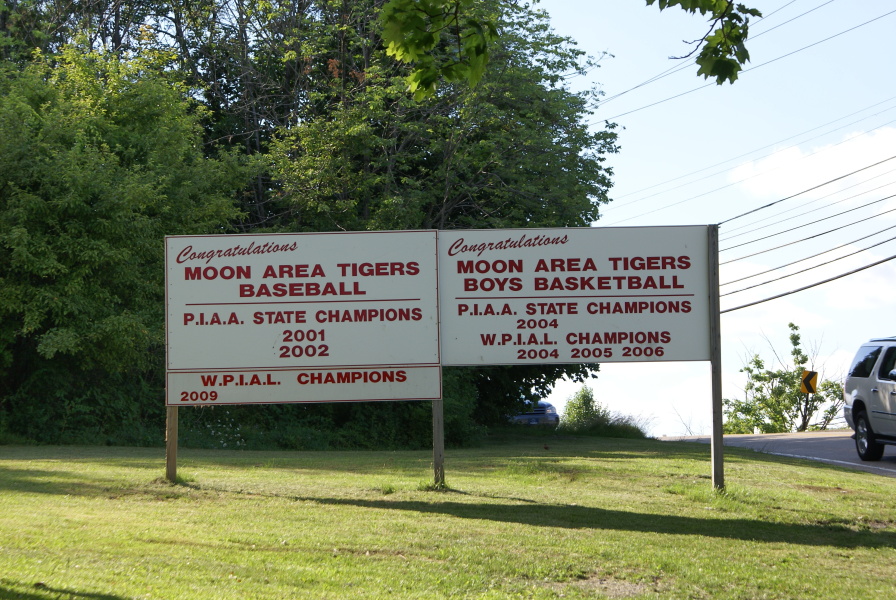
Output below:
[165,231,441,405]
[438,226,710,365]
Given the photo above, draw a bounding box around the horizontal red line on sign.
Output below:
[168,363,441,373]
[453,294,696,300]
[185,298,423,306]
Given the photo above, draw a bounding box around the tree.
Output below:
[723,323,844,434]
[0,0,759,445]
[0,46,252,442]
[271,0,616,230]
[269,0,612,423]
[381,0,762,98]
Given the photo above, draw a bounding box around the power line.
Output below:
[719,154,896,225]
[720,253,896,313]
[598,8,896,123]
[738,7,896,74]
[719,197,896,265]
[603,114,896,222]
[721,232,896,296]
[751,0,801,25]
[606,95,896,206]
[721,225,896,286]
[720,175,896,242]
[603,140,896,226]
[720,168,896,238]
[748,1,837,41]
[722,194,896,252]
[595,0,817,106]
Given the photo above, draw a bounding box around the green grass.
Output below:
[0,436,894,599]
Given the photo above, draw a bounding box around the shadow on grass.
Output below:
[0,465,122,496]
[299,495,896,550]
[0,582,126,600]
[0,439,887,498]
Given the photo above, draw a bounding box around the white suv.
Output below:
[843,338,896,460]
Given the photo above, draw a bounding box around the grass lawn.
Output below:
[0,435,894,599]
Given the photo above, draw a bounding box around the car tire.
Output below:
[854,410,885,461]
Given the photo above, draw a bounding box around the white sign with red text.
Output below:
[165,231,440,405]
[437,226,710,365]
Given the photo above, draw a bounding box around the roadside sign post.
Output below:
[166,406,178,482]
[708,225,724,490]
[165,225,725,488]
[432,397,445,486]
[436,225,722,489]
[164,231,442,482]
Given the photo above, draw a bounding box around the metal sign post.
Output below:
[165,406,178,483]
[707,225,724,490]
[432,397,445,486]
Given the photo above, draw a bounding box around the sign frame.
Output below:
[437,225,711,366]
[164,230,442,406]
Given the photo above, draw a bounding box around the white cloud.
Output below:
[730,128,896,200]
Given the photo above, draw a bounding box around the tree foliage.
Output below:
[380,0,497,100]
[271,0,616,232]
[382,0,761,99]
[559,385,607,431]
[0,46,251,442]
[645,0,761,84]
[268,0,613,426]
[0,0,741,446]
[723,323,844,434]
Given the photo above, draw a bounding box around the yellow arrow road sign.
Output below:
[801,370,818,394]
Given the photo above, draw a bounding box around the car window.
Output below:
[878,346,896,380]
[849,346,882,378]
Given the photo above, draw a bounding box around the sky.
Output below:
[536,0,896,436]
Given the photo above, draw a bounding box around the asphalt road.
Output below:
[662,430,896,478]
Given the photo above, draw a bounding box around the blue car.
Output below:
[510,401,560,426]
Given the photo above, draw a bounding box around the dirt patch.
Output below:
[549,574,654,598]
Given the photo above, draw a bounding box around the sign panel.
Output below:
[438,226,710,365]
[801,370,818,394]
[165,231,440,405]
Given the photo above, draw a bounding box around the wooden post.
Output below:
[166,406,178,483]
[708,225,725,491]
[432,397,445,487]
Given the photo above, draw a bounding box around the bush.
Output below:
[558,385,648,439]
[558,386,609,432]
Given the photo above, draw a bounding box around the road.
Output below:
[662,430,896,478]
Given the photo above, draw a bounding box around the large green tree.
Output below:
[268,0,613,424]
[0,46,251,442]
[271,1,616,231]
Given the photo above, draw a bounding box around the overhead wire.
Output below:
[721,193,896,252]
[747,1,837,40]
[720,253,896,313]
[576,1,896,312]
[721,232,896,296]
[719,195,896,264]
[601,137,896,226]
[597,7,896,123]
[605,95,896,207]
[720,174,896,242]
[720,224,896,286]
[596,0,822,107]
[720,167,896,237]
[718,154,896,225]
